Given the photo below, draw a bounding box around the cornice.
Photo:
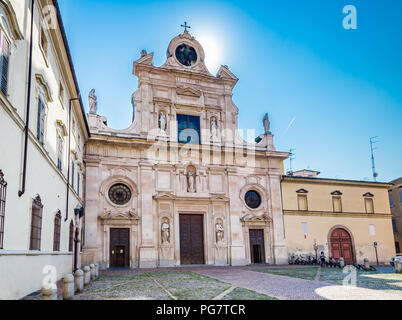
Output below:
[283,210,392,219]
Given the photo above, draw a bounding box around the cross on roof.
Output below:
[181,21,191,32]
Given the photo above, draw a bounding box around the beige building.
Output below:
[0,0,89,299]
[82,30,289,269]
[282,175,395,264]
[389,177,402,254]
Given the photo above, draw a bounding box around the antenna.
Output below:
[288,148,296,174]
[370,136,379,182]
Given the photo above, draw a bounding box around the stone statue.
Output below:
[215,221,224,243]
[263,113,271,134]
[211,118,218,139]
[161,219,170,244]
[187,170,196,193]
[159,112,167,133]
[88,89,98,114]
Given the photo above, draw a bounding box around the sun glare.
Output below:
[197,33,223,74]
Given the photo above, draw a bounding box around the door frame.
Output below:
[177,212,207,265]
[109,227,131,268]
[249,229,266,264]
[327,225,356,264]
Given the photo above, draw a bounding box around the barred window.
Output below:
[0,170,7,249]
[0,31,10,96]
[53,211,61,251]
[30,195,43,251]
[68,220,74,252]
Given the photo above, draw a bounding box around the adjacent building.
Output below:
[282,175,395,264]
[0,0,89,299]
[389,177,402,254]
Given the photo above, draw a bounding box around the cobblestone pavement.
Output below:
[192,266,402,300]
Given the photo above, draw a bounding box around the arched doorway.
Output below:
[330,228,354,264]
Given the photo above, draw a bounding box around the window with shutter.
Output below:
[69,220,74,252]
[37,98,45,145]
[0,31,10,96]
[71,161,75,189]
[53,211,61,251]
[30,195,43,251]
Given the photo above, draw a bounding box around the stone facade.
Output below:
[82,30,289,269]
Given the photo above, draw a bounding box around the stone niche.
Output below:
[158,202,174,267]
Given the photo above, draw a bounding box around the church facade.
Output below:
[83,30,290,269]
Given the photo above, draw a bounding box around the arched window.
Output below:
[30,195,43,251]
[53,210,61,251]
[0,170,7,249]
[68,220,74,252]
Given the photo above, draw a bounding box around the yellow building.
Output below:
[282,174,395,265]
[389,177,402,254]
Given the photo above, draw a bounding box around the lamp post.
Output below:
[73,205,84,271]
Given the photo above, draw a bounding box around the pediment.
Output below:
[217,65,238,82]
[176,87,201,97]
[331,190,343,196]
[35,74,53,102]
[363,192,374,197]
[154,191,175,199]
[100,210,139,220]
[240,213,271,223]
[296,188,309,194]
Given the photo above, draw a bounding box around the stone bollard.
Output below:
[90,263,96,280]
[94,263,99,278]
[83,266,91,286]
[395,260,402,274]
[339,257,345,268]
[63,274,74,300]
[363,258,370,271]
[74,269,84,293]
[41,285,57,300]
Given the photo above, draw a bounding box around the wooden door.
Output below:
[249,229,265,263]
[330,228,353,264]
[110,228,130,268]
[179,214,204,265]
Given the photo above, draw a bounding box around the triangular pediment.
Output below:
[217,65,238,82]
[176,87,201,97]
[331,190,343,196]
[296,188,309,194]
[363,192,374,197]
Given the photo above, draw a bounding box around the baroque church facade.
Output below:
[83,30,290,269]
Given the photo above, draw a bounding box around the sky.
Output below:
[58,0,402,182]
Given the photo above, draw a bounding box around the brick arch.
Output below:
[327,225,356,264]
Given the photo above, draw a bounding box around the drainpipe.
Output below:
[65,97,80,221]
[18,0,35,197]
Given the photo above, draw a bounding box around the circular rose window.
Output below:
[245,190,261,209]
[175,43,197,66]
[108,184,131,205]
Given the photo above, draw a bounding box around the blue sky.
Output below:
[59,0,402,182]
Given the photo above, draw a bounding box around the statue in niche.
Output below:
[88,89,98,114]
[187,170,196,193]
[263,113,271,134]
[215,220,224,243]
[161,218,170,244]
[211,117,218,139]
[159,112,167,133]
